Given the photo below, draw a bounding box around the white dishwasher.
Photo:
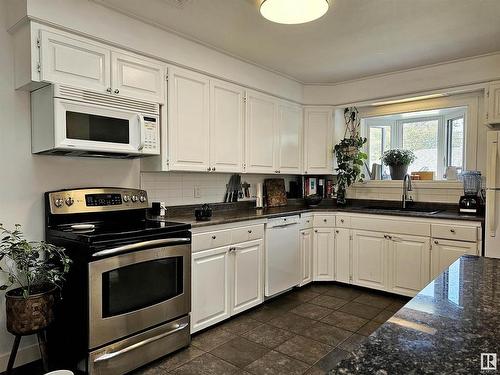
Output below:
[265,215,300,297]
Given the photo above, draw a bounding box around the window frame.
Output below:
[359,91,476,183]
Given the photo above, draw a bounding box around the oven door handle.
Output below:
[92,238,191,258]
[93,322,189,363]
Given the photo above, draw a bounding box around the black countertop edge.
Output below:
[330,255,500,374]
[161,200,484,228]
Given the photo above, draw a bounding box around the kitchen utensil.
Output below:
[305,194,322,207]
[459,170,482,213]
[71,224,95,231]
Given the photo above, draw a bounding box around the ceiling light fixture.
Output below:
[259,0,330,25]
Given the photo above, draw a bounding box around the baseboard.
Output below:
[0,342,40,372]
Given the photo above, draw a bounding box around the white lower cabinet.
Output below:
[232,240,264,315]
[192,246,231,333]
[430,239,478,280]
[299,228,313,286]
[192,238,263,333]
[352,230,387,291]
[388,234,430,296]
[313,228,335,281]
[334,228,351,284]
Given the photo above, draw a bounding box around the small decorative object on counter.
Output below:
[381,149,416,180]
[194,204,213,221]
[0,224,71,374]
[305,194,323,207]
[264,178,287,207]
[255,183,264,208]
[334,107,367,205]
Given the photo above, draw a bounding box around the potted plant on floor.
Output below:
[0,224,71,373]
[381,149,416,180]
[334,107,367,205]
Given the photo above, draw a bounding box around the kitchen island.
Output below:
[331,255,500,374]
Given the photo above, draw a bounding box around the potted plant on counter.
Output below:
[0,224,71,373]
[381,149,416,180]
[334,107,367,205]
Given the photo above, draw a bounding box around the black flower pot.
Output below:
[389,165,408,180]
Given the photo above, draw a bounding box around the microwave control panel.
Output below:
[143,116,159,154]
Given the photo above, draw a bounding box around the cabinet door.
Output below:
[431,239,477,279]
[487,82,500,124]
[335,228,351,284]
[231,239,264,315]
[276,102,302,174]
[303,107,334,175]
[352,230,387,291]
[192,246,230,333]
[245,91,277,173]
[168,67,210,171]
[111,52,165,103]
[313,228,335,281]
[39,30,110,92]
[299,229,313,286]
[210,80,245,173]
[388,234,430,297]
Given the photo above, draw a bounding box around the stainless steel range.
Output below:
[45,188,191,375]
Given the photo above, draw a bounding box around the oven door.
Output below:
[88,238,191,349]
[54,98,148,155]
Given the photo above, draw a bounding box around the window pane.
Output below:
[368,126,391,169]
[449,117,464,168]
[402,119,439,174]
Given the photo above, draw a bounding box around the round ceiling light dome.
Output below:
[260,0,330,25]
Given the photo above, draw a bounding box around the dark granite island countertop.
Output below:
[331,255,500,374]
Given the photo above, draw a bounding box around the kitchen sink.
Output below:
[360,206,442,215]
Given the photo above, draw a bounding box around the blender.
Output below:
[459,171,482,213]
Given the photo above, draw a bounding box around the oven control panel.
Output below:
[48,188,148,214]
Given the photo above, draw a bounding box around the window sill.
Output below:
[352,180,463,189]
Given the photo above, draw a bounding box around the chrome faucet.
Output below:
[402,174,413,209]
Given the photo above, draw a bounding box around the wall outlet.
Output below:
[194,186,201,198]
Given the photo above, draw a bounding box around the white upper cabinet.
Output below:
[38,29,166,103]
[276,101,303,174]
[486,81,500,124]
[245,90,277,173]
[388,234,430,297]
[303,107,334,175]
[167,67,210,171]
[210,80,245,173]
[39,30,111,93]
[111,52,165,103]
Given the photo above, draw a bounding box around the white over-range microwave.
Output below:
[31,84,160,158]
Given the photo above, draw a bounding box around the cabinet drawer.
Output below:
[232,224,264,244]
[431,224,477,242]
[313,214,335,227]
[350,217,430,236]
[193,230,232,252]
[299,216,313,229]
[336,215,350,228]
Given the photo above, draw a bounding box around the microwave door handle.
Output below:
[138,114,145,151]
[92,238,190,258]
[93,322,189,363]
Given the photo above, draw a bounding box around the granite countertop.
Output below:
[331,255,500,374]
[163,200,484,228]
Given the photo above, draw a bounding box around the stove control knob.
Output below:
[54,199,64,208]
[65,197,74,206]
[123,195,130,202]
[131,195,138,203]
[139,195,146,203]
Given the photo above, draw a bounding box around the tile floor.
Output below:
[132,283,409,375]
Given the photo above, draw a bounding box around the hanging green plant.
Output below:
[334,107,367,205]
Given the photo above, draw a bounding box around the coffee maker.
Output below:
[459,171,483,213]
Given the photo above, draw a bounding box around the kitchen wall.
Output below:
[141,172,300,206]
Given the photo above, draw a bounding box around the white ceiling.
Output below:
[95,0,500,84]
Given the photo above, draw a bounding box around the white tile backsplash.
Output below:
[141,172,299,206]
